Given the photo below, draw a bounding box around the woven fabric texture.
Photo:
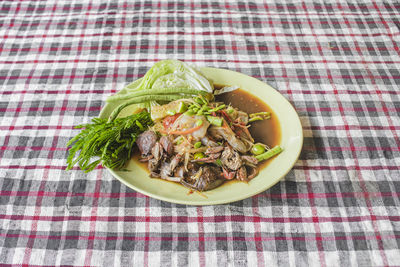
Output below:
[0,0,399,266]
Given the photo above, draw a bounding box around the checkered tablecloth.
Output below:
[1,0,400,266]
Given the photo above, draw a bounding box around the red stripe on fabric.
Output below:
[2,30,399,41]
[1,213,399,223]
[2,58,400,66]
[84,169,102,266]
[1,190,399,200]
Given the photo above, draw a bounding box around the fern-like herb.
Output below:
[66,111,153,172]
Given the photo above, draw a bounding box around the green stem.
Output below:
[107,88,207,103]
[255,145,282,161]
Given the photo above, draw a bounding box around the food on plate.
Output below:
[66,59,282,192]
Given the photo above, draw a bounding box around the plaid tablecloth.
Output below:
[1,0,400,266]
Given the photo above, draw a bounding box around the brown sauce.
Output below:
[132,86,281,177]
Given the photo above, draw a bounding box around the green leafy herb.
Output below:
[66,111,153,173]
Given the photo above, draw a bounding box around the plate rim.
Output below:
[99,67,303,205]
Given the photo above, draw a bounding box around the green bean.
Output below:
[206,116,223,127]
[184,110,195,116]
[209,104,226,113]
[107,88,207,103]
[251,143,265,155]
[194,141,202,148]
[255,146,282,161]
[194,152,205,160]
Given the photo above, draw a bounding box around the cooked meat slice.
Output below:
[151,142,163,161]
[148,158,160,172]
[160,161,172,180]
[201,136,219,147]
[139,155,153,162]
[186,162,200,176]
[191,152,221,163]
[237,166,247,182]
[160,135,174,155]
[159,161,183,182]
[205,146,224,154]
[208,125,248,153]
[247,166,258,180]
[182,166,224,191]
[174,165,186,178]
[136,130,158,156]
[169,154,182,172]
[222,167,236,180]
[220,146,242,171]
[242,155,258,166]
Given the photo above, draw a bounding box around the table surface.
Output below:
[1,0,400,266]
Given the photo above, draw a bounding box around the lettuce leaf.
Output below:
[107,60,213,108]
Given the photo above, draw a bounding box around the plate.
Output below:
[99,67,303,205]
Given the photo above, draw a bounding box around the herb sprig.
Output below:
[66,111,153,172]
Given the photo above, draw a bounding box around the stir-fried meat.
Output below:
[139,154,153,162]
[222,167,236,180]
[169,154,182,172]
[201,136,219,147]
[160,161,172,180]
[151,142,163,161]
[221,146,242,171]
[205,146,224,154]
[140,98,275,192]
[208,125,248,153]
[160,135,174,155]
[191,152,221,163]
[247,166,258,180]
[237,166,247,182]
[148,158,160,172]
[136,130,158,155]
[182,166,224,191]
[174,165,185,178]
[242,155,258,166]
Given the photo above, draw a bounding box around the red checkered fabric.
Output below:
[0,0,399,266]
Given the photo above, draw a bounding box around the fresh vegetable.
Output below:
[167,110,176,116]
[177,102,187,113]
[194,141,202,148]
[162,113,181,129]
[249,111,271,122]
[107,60,214,112]
[251,143,266,155]
[66,111,153,172]
[255,145,282,161]
[194,152,205,160]
[206,116,223,127]
[196,119,203,126]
